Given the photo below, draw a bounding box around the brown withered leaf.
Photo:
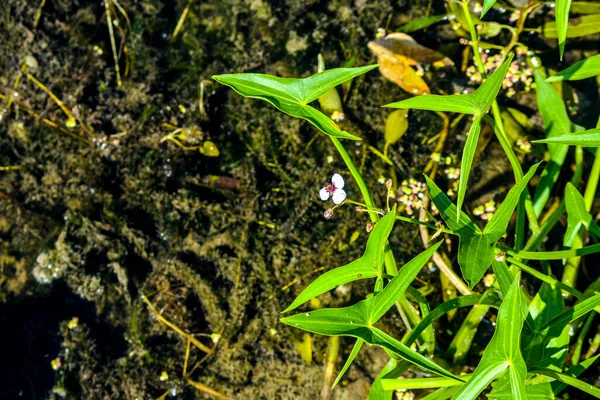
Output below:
[368,32,453,95]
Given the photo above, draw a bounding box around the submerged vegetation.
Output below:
[1,0,600,399]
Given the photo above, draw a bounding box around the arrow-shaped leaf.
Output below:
[213,65,378,140]
[481,0,497,17]
[383,54,513,115]
[451,274,527,400]
[282,206,397,313]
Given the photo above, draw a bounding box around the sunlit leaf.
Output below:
[385,110,409,145]
[484,162,540,240]
[571,1,600,14]
[491,260,515,297]
[532,368,600,398]
[451,275,527,400]
[281,242,456,381]
[546,54,600,82]
[481,0,497,18]
[213,65,378,140]
[384,54,512,115]
[282,206,397,313]
[532,68,584,216]
[540,13,600,39]
[332,339,363,388]
[552,354,600,395]
[424,175,479,235]
[534,127,600,146]
[404,291,501,347]
[537,292,600,338]
[556,0,573,59]
[368,241,442,322]
[521,283,569,370]
[564,182,600,247]
[456,118,482,223]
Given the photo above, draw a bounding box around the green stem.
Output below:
[584,147,600,212]
[461,2,539,241]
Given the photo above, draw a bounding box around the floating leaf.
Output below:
[283,206,397,313]
[213,65,378,140]
[373,52,431,95]
[546,54,600,82]
[556,0,573,59]
[451,275,527,400]
[199,140,220,157]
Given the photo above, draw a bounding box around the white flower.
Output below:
[319,173,346,205]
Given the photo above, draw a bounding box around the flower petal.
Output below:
[331,173,344,189]
[319,187,330,201]
[332,189,346,205]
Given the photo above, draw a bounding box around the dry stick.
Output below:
[419,196,472,296]
[141,294,213,354]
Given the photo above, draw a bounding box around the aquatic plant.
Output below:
[214,1,600,398]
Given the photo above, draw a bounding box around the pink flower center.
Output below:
[325,183,336,194]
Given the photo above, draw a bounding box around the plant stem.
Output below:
[461,1,539,242]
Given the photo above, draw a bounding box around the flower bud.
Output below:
[385,179,393,190]
[356,206,364,212]
[366,222,374,233]
[324,209,334,219]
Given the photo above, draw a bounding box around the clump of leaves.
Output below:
[214,1,600,398]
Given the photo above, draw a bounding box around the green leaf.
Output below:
[212,65,378,140]
[521,283,569,370]
[404,291,501,347]
[532,368,600,398]
[552,354,600,395]
[399,14,449,33]
[424,175,479,235]
[489,378,555,400]
[481,0,497,17]
[564,182,600,247]
[384,54,513,115]
[491,260,515,297]
[368,241,442,323]
[534,127,600,146]
[451,275,527,400]
[546,54,600,82]
[332,339,363,388]
[484,162,540,240]
[571,1,600,14]
[456,118,482,223]
[282,206,397,313]
[540,13,600,39]
[537,292,600,337]
[556,0,573,59]
[532,68,584,216]
[368,359,402,400]
[281,242,457,381]
[381,375,469,390]
[427,164,538,288]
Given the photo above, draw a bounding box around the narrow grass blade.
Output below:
[534,128,600,146]
[332,339,364,388]
[546,54,600,81]
[381,375,470,390]
[556,0,573,59]
[533,369,600,398]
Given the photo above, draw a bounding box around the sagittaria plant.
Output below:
[213,2,600,398]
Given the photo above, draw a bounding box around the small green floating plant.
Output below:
[213,1,600,398]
